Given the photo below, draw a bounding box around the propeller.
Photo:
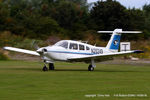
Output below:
[31,40,40,50]
[31,40,49,57]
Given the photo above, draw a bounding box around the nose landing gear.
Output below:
[42,63,55,71]
[43,65,48,71]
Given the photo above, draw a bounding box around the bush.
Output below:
[0,52,9,60]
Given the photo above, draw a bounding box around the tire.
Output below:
[43,66,48,71]
[49,63,55,70]
[88,65,94,71]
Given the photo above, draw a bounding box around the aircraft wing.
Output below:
[67,50,143,61]
[3,47,40,56]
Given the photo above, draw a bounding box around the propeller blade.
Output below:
[31,40,40,50]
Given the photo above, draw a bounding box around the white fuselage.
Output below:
[40,40,111,62]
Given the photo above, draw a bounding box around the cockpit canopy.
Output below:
[54,41,68,49]
[54,40,90,51]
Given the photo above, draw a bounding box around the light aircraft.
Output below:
[4,29,143,71]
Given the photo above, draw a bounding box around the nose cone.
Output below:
[36,48,43,53]
[36,47,49,53]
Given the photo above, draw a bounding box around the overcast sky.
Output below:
[88,0,150,9]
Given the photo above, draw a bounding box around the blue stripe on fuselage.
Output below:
[47,50,95,55]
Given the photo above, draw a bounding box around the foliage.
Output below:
[0,31,46,50]
[90,0,148,40]
[90,0,127,30]
[143,4,150,38]
[0,0,150,45]
[0,52,9,60]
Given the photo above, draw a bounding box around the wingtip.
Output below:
[134,50,144,53]
[3,47,6,50]
[3,46,9,50]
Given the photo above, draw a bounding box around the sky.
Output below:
[88,0,150,9]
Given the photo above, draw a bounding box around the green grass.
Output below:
[0,60,150,100]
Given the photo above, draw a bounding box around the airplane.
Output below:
[3,29,143,71]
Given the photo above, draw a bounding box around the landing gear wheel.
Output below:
[88,65,94,71]
[49,63,55,70]
[43,66,48,71]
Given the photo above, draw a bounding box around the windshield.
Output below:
[55,41,68,49]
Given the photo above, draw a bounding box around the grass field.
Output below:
[0,60,150,100]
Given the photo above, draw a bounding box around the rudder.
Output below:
[106,29,122,52]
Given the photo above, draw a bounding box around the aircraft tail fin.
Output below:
[98,29,141,52]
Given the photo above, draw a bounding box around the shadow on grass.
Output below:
[1,68,150,73]
[55,69,148,73]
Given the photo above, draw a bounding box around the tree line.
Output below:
[0,0,150,41]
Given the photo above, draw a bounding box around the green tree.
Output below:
[90,0,129,30]
[124,8,145,40]
[0,2,10,31]
[142,4,150,39]
[143,5,150,32]
[49,0,89,39]
[89,0,147,40]
[90,0,130,40]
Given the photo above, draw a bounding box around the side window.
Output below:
[69,43,78,50]
[86,46,90,50]
[79,44,85,50]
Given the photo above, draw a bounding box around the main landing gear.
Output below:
[88,59,96,71]
[42,63,55,71]
[49,63,55,70]
[88,64,94,71]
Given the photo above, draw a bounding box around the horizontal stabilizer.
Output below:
[98,31,142,34]
[3,47,40,56]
